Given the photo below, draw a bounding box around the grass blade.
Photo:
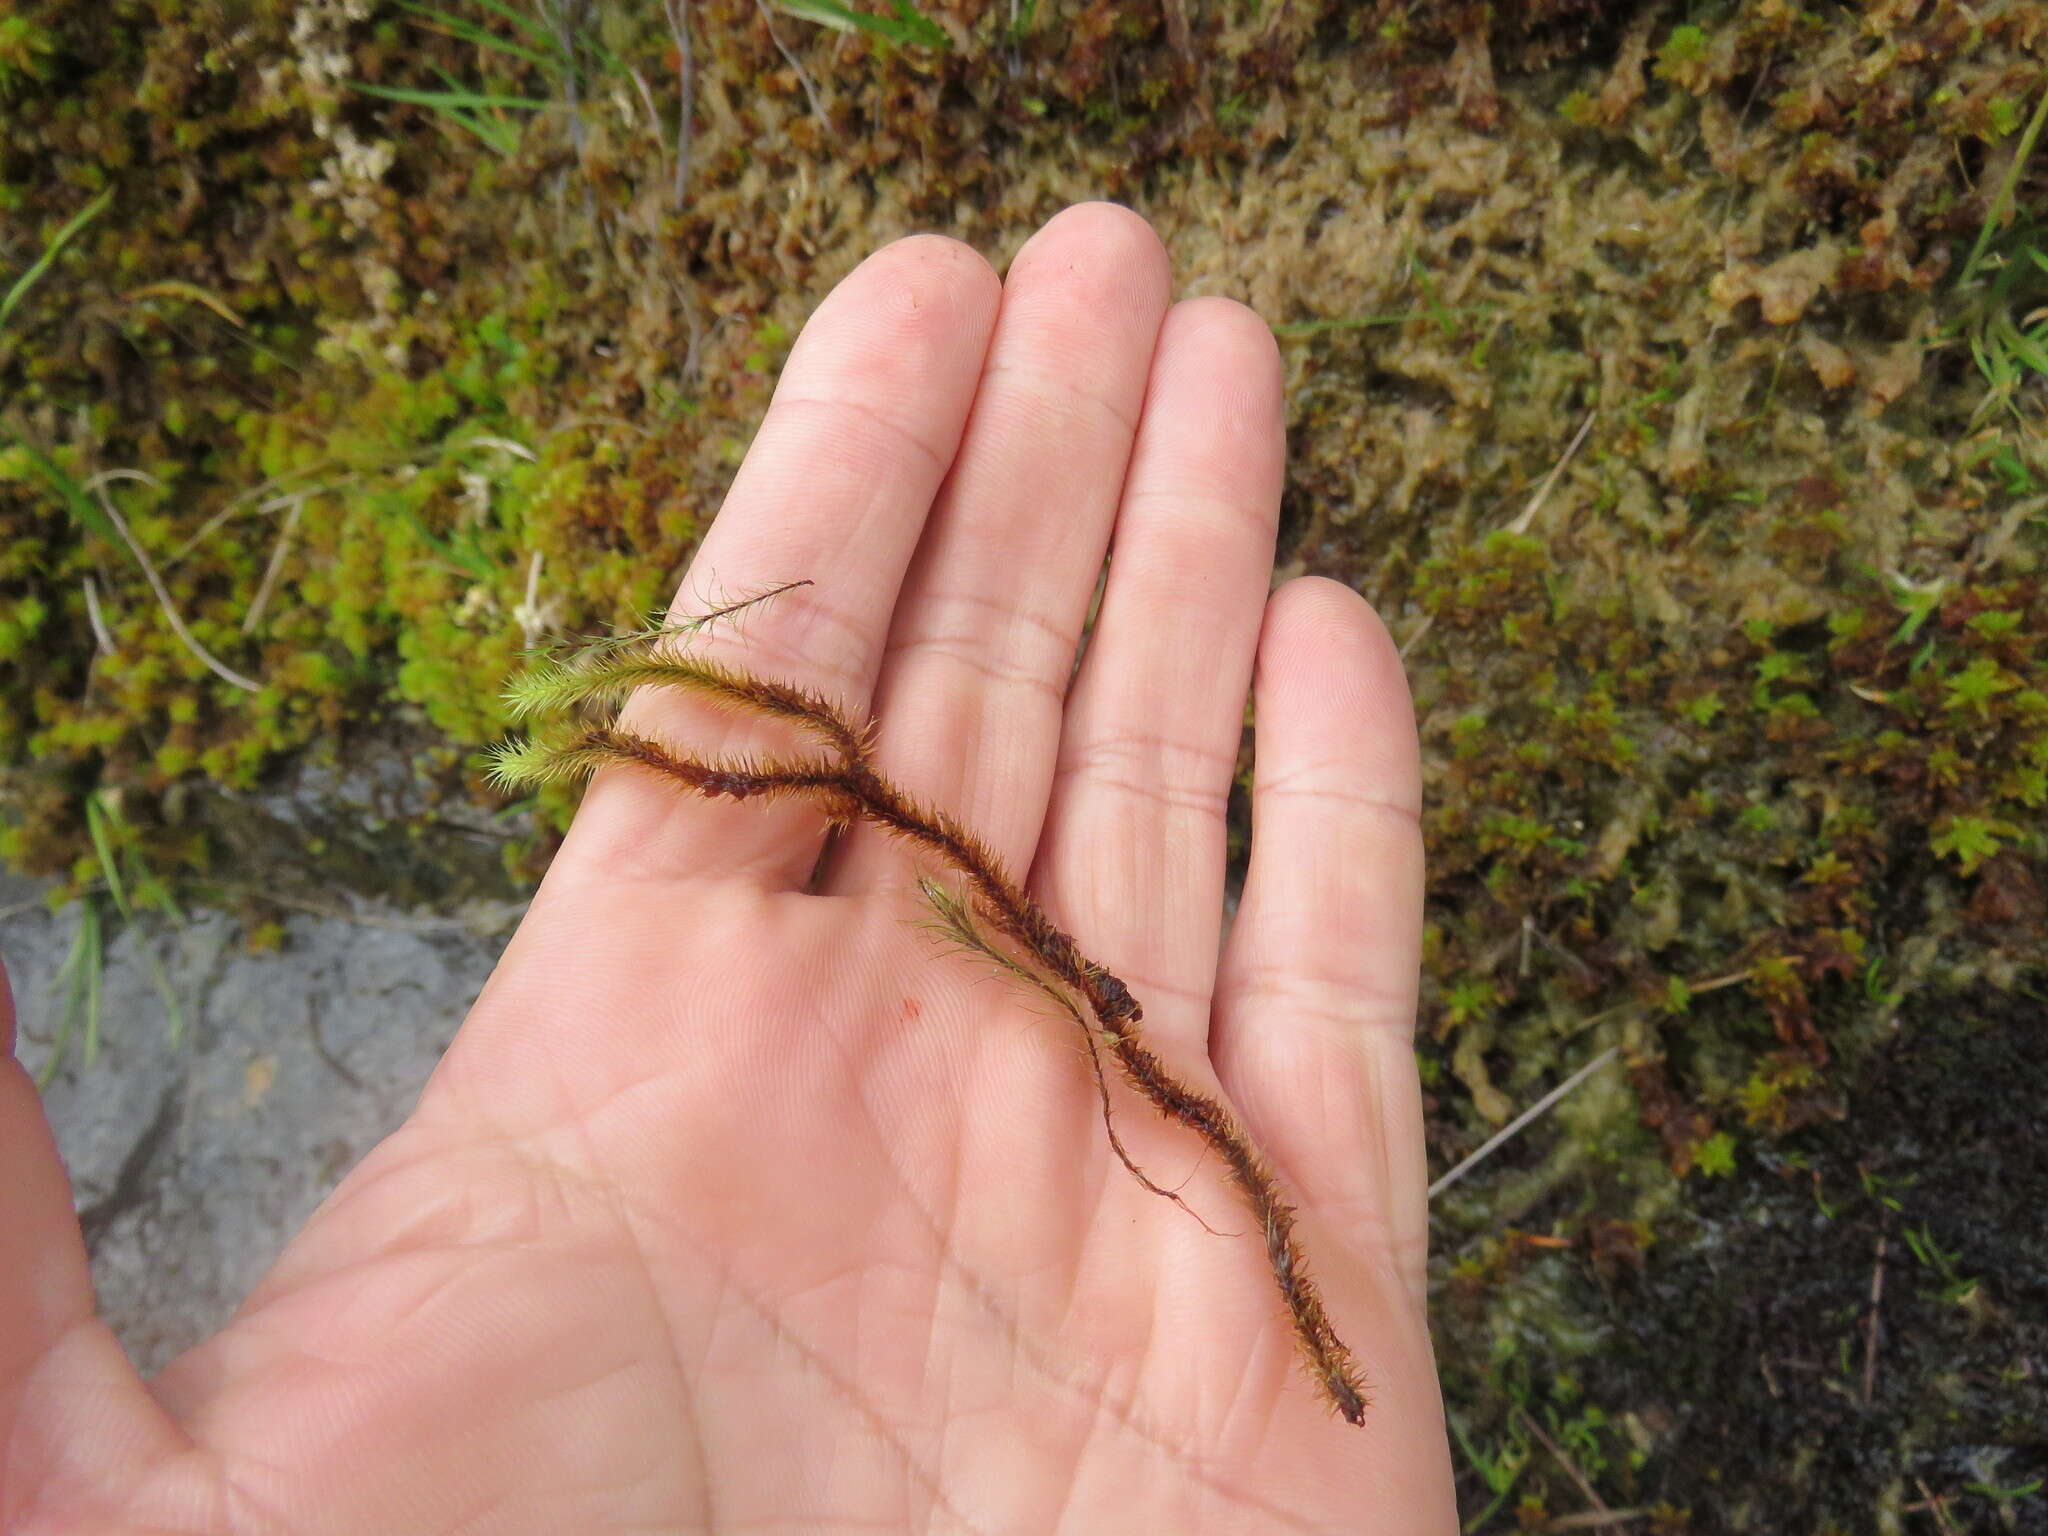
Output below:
[350,74,548,160]
[85,793,133,920]
[461,0,559,52]
[1273,306,1496,338]
[0,187,114,333]
[64,901,105,1073]
[1961,79,2048,287]
[397,1,556,69]
[35,904,94,1088]
[81,903,103,1067]
[11,440,117,542]
[351,81,553,111]
[774,0,947,49]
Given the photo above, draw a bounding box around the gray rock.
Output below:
[4,874,521,1375]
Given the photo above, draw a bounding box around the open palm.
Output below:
[5,205,1454,1534]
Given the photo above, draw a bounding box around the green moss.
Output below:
[4,0,2047,1514]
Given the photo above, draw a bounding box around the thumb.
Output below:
[1,954,191,1527]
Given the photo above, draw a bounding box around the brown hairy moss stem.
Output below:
[492,615,1368,1424]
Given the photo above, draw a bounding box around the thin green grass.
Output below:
[398,0,558,70]
[774,0,948,50]
[37,897,102,1089]
[352,0,626,159]
[0,187,113,333]
[86,791,188,1047]
[32,794,190,1088]
[1273,306,1498,338]
[9,439,117,541]
[1447,1410,1530,1535]
[1275,253,1500,339]
[351,78,555,157]
[1953,80,2048,423]
[1960,80,2048,288]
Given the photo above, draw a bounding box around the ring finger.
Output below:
[818,203,1173,894]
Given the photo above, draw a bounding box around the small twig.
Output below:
[1688,969,1755,994]
[1531,922,1599,982]
[754,0,829,126]
[1910,1478,1962,1536]
[80,467,166,497]
[92,483,260,693]
[465,434,537,463]
[1398,612,1434,660]
[242,495,303,634]
[1515,1407,1621,1524]
[1507,410,1598,535]
[626,66,672,191]
[1542,1513,1650,1532]
[1430,1047,1619,1199]
[516,549,547,649]
[1552,967,1755,1045]
[163,474,352,569]
[1862,1231,1888,1405]
[662,0,696,208]
[82,576,116,656]
[1161,0,1194,62]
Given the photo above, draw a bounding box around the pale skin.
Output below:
[3,204,1458,1533]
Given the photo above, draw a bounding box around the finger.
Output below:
[821,203,1172,893]
[1,954,185,1503]
[560,234,1001,888]
[1210,579,1431,1310]
[1032,297,1284,1060]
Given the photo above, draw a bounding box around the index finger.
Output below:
[558,234,1001,888]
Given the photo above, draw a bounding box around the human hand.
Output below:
[5,204,1456,1533]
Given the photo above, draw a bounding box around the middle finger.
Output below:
[820,203,1171,893]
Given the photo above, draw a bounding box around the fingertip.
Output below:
[1149,297,1285,477]
[862,229,1002,302]
[1259,578,1419,816]
[1216,574,1432,1304]
[1161,294,1283,383]
[1006,201,1172,308]
[1263,575,1384,655]
[808,231,1002,365]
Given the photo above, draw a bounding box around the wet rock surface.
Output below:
[6,873,518,1374]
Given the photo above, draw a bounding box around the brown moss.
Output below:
[3,1,2046,1507]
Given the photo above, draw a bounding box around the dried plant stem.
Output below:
[92,482,261,693]
[242,494,303,634]
[918,877,1225,1237]
[489,613,1370,1424]
[661,0,694,208]
[753,0,829,127]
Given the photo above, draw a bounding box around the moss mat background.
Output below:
[3,1,2045,1527]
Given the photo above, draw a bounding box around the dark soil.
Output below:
[1578,989,2047,1533]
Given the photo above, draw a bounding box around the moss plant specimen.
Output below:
[486,590,1371,1426]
